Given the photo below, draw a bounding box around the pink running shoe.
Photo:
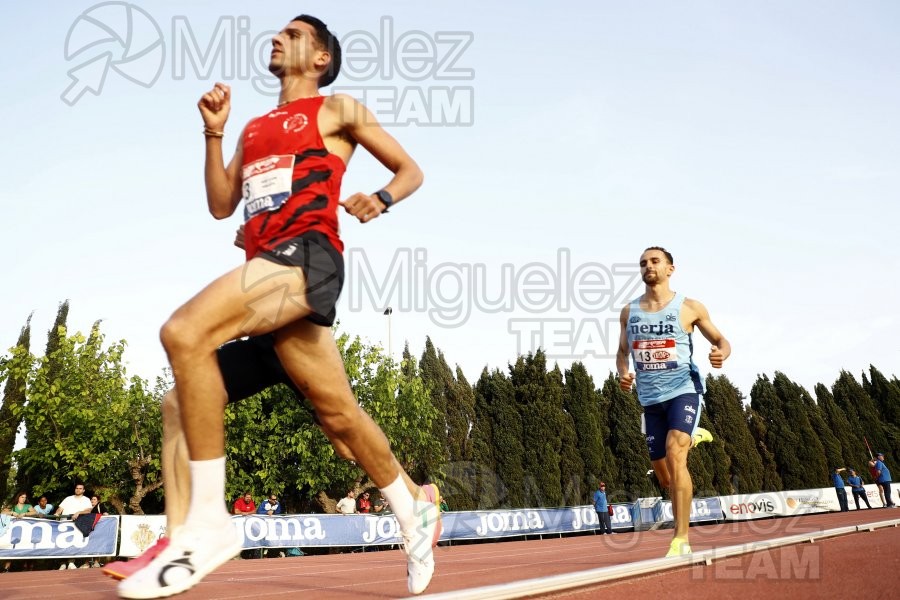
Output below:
[102,537,170,581]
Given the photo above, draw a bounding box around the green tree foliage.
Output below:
[418,337,452,477]
[225,332,440,513]
[746,407,784,492]
[815,383,867,472]
[14,321,163,514]
[864,366,900,464]
[563,362,605,499]
[441,367,478,510]
[511,351,564,507]
[601,374,655,500]
[833,370,889,464]
[0,314,32,504]
[799,383,843,472]
[17,301,69,496]
[551,365,584,506]
[483,368,525,508]
[750,375,800,488]
[470,368,501,508]
[703,375,762,494]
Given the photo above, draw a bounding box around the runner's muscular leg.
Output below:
[272,319,419,495]
[665,429,692,539]
[160,258,313,460]
[160,390,191,530]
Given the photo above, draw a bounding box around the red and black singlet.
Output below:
[240,96,346,259]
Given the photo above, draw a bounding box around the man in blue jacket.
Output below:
[257,494,282,516]
[831,467,849,512]
[847,469,871,510]
[873,453,895,508]
[593,482,613,535]
[256,494,284,558]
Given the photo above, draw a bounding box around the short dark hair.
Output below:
[643,246,674,265]
[292,15,342,88]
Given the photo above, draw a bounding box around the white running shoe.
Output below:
[403,484,443,595]
[117,522,242,599]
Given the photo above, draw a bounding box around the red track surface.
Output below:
[2,510,897,599]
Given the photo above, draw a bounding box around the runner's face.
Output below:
[640,250,673,285]
[269,21,327,81]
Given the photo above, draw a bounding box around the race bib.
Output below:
[632,339,678,371]
[242,155,295,221]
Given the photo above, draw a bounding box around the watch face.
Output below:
[377,190,393,207]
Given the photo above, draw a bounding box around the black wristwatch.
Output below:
[374,189,394,213]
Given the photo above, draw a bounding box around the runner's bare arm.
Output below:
[198,82,245,219]
[332,94,423,221]
[685,298,731,368]
[616,306,635,391]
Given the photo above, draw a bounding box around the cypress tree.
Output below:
[815,383,868,472]
[563,362,605,498]
[834,371,889,463]
[865,366,900,464]
[487,368,525,507]
[750,375,802,488]
[0,315,32,502]
[471,367,501,508]
[746,406,784,491]
[703,374,763,494]
[601,374,655,500]
[510,351,563,507]
[17,301,70,495]
[771,372,828,488]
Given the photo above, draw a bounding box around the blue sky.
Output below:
[2,0,898,404]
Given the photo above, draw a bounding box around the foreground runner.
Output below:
[119,15,440,599]
[104,328,338,580]
[616,246,730,558]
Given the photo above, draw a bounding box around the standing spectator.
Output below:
[32,496,54,517]
[847,469,871,510]
[357,491,372,514]
[256,494,284,558]
[86,495,109,568]
[336,490,356,515]
[831,467,849,512]
[55,483,92,570]
[873,453,895,508]
[257,494,282,516]
[593,482,613,535]
[869,459,887,507]
[55,483,92,519]
[374,498,392,514]
[233,492,256,515]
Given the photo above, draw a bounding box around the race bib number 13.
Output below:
[633,339,678,371]
[242,155,295,221]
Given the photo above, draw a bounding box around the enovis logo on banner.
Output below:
[721,489,835,521]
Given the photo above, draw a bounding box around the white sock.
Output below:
[380,475,416,530]
[184,457,230,527]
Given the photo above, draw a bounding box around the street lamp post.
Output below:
[383,307,393,358]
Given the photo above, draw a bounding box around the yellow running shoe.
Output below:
[666,536,692,557]
[691,427,713,448]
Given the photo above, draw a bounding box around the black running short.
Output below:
[217,334,316,422]
[258,231,344,327]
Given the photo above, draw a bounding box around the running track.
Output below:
[2,510,897,599]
